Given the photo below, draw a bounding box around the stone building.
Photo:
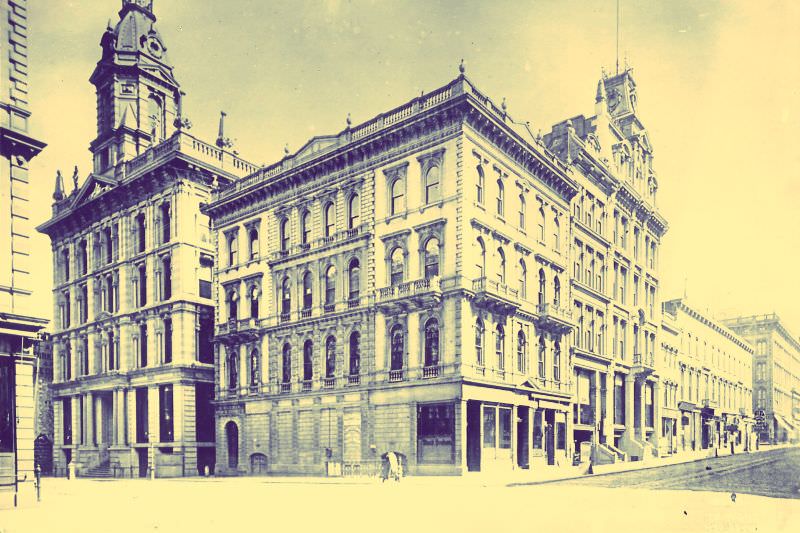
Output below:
[36,0,256,478]
[204,65,669,475]
[33,332,54,475]
[0,0,48,505]
[724,314,800,443]
[662,299,754,455]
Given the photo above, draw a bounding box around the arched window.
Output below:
[325,265,336,307]
[475,237,485,279]
[496,325,505,370]
[348,194,360,229]
[227,348,238,390]
[425,165,441,204]
[349,331,361,376]
[390,178,405,215]
[325,336,336,378]
[348,259,360,301]
[390,324,404,371]
[160,203,171,244]
[281,278,291,316]
[108,330,116,371]
[424,238,440,279]
[227,233,238,266]
[250,349,259,388]
[280,219,290,251]
[78,240,88,276]
[225,421,239,469]
[538,269,546,308]
[303,340,313,381]
[249,285,259,319]
[282,343,292,384]
[324,202,335,237]
[517,330,527,374]
[249,228,259,260]
[424,318,439,367]
[538,335,546,379]
[135,213,146,253]
[301,211,311,244]
[553,341,561,382]
[553,215,560,250]
[390,248,404,286]
[147,95,164,143]
[61,248,70,281]
[518,194,526,230]
[538,204,546,241]
[497,248,506,285]
[302,271,313,310]
[228,291,238,321]
[519,259,527,299]
[475,319,485,366]
[553,276,561,308]
[496,179,504,216]
[476,165,485,205]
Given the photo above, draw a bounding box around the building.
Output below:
[36,0,256,478]
[662,299,754,455]
[0,0,48,505]
[724,314,800,443]
[33,332,54,475]
[203,63,669,476]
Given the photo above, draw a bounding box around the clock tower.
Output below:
[89,0,182,176]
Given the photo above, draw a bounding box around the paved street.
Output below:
[548,447,800,500]
[2,450,800,533]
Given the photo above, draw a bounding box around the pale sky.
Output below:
[26,0,800,335]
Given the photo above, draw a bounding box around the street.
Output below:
[1,449,800,533]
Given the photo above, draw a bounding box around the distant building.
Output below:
[37,0,256,478]
[662,299,754,454]
[0,0,48,505]
[33,333,54,475]
[724,314,800,443]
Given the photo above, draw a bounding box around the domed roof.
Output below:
[98,0,170,67]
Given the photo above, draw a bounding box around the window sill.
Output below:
[384,211,409,224]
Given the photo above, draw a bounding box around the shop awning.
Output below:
[775,414,795,432]
[678,401,697,411]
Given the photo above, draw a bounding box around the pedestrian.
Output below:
[387,451,400,482]
[380,452,390,482]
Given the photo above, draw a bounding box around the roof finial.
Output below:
[216,111,232,149]
[595,75,607,103]
[71,166,80,192]
[346,113,352,128]
[53,170,65,201]
[284,144,290,157]
[458,58,465,75]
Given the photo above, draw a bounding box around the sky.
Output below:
[26,0,800,333]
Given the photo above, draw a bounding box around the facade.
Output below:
[724,314,800,443]
[661,299,754,455]
[33,332,54,475]
[0,0,48,503]
[204,65,669,476]
[36,0,256,478]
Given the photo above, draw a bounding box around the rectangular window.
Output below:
[138,265,147,307]
[162,257,171,300]
[498,407,512,449]
[0,360,14,452]
[62,398,73,445]
[159,385,174,443]
[161,203,171,244]
[135,387,148,443]
[164,318,173,364]
[416,403,455,464]
[140,324,148,367]
[228,234,238,266]
[614,374,625,425]
[532,410,543,449]
[482,406,496,448]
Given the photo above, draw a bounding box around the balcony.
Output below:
[631,352,655,376]
[269,224,369,264]
[388,369,404,383]
[323,377,336,389]
[280,382,291,394]
[376,277,442,314]
[422,366,440,379]
[347,374,361,386]
[537,377,572,395]
[535,302,575,333]
[471,277,519,314]
[215,317,260,341]
[302,380,313,392]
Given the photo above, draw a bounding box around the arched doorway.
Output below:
[250,453,267,475]
[225,421,239,469]
[34,434,53,475]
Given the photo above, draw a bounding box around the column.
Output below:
[638,380,646,442]
[86,392,95,446]
[624,374,635,438]
[593,370,601,445]
[604,370,614,443]
[511,404,517,470]
[652,381,661,454]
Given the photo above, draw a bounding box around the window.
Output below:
[78,240,88,275]
[496,179,504,216]
[475,319,485,366]
[496,324,505,370]
[538,269,546,308]
[425,166,441,204]
[476,165,485,205]
[553,214,560,251]
[303,341,313,381]
[139,323,148,367]
[250,349,259,388]
[104,227,113,264]
[302,272,313,310]
[553,276,561,308]
[390,248,404,285]
[518,194,526,229]
[135,213,146,253]
[325,265,336,307]
[164,318,172,364]
[159,385,174,444]
[301,211,311,244]
[483,406,496,448]
[78,284,88,323]
[417,403,455,464]
[475,238,485,279]
[390,178,405,215]
[390,324,404,371]
[162,257,171,300]
[499,408,512,449]
[517,330,527,374]
[348,259,360,301]
[324,202,335,237]
[107,331,116,371]
[281,278,291,316]
[348,194,360,229]
[248,228,259,260]
[553,341,561,382]
[280,219,290,251]
[349,332,361,376]
[227,349,238,390]
[424,319,439,367]
[227,291,238,321]
[538,204,546,242]
[538,336,546,378]
[282,343,292,384]
[160,203,171,244]
[227,233,238,266]
[249,285,259,319]
[424,238,440,279]
[62,249,70,282]
[519,259,527,299]
[614,374,625,425]
[148,95,164,143]
[325,336,336,379]
[497,248,506,285]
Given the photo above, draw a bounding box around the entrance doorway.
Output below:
[516,406,529,469]
[136,448,148,478]
[250,453,268,475]
[545,410,556,465]
[466,401,481,472]
[226,421,239,469]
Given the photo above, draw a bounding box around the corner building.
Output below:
[37,0,256,477]
[206,67,669,475]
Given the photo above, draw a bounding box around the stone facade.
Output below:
[36,1,256,478]
[0,0,48,505]
[724,314,800,443]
